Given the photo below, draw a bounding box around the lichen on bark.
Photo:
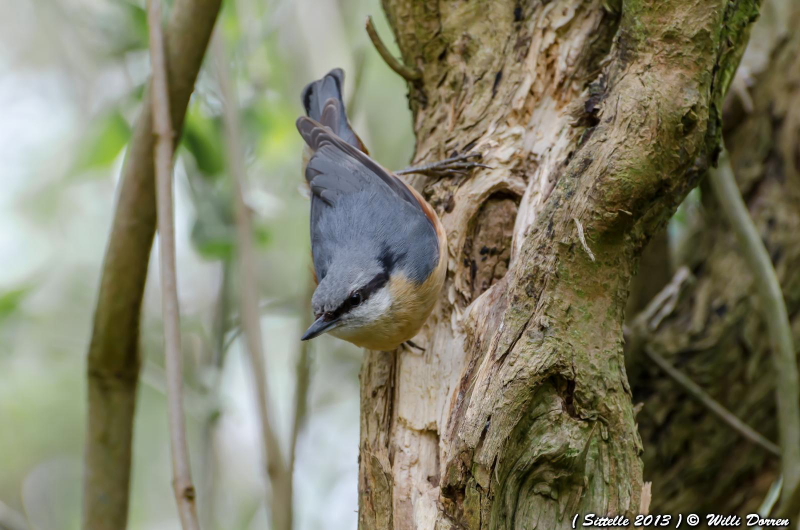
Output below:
[360,1,761,528]
[630,2,800,514]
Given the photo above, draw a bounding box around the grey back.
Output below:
[296,118,439,286]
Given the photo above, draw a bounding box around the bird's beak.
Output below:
[301,315,340,341]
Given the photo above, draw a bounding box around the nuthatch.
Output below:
[297,69,447,351]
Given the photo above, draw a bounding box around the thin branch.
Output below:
[644,346,781,456]
[708,147,800,512]
[365,15,422,82]
[776,478,800,520]
[83,0,221,528]
[212,35,292,530]
[147,0,201,527]
[626,266,780,456]
[755,476,783,529]
[638,266,693,331]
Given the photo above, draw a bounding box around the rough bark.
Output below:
[82,1,221,528]
[630,2,800,515]
[359,1,760,528]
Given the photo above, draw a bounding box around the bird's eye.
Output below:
[348,291,362,306]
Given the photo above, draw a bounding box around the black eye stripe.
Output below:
[363,271,389,295]
[331,271,389,318]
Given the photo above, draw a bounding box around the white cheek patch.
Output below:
[346,287,392,327]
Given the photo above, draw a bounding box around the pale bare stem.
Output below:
[755,476,783,525]
[83,0,221,527]
[708,148,800,515]
[147,0,201,527]
[212,35,292,530]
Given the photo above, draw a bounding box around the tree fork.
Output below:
[360,0,760,528]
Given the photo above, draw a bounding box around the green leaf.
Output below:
[191,216,235,261]
[106,1,149,58]
[73,111,131,173]
[182,107,225,177]
[0,286,33,323]
[254,222,272,248]
[190,186,236,261]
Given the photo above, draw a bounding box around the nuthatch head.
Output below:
[297,69,447,351]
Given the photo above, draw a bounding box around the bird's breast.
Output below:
[331,263,446,351]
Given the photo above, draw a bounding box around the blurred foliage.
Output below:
[0,286,32,325]
[183,107,225,177]
[0,0,412,528]
[0,0,717,526]
[73,110,132,173]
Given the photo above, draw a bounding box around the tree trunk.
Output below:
[358,0,760,528]
[630,1,800,515]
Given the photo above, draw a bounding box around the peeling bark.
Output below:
[631,2,800,515]
[360,0,760,528]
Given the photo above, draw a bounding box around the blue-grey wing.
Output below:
[297,117,438,284]
[297,115,424,213]
[301,68,365,151]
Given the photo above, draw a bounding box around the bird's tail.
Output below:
[301,68,366,153]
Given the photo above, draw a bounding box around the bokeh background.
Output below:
[4,0,788,527]
[0,0,414,528]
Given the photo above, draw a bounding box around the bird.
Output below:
[296,68,448,351]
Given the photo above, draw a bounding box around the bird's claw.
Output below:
[401,340,426,354]
[396,152,492,178]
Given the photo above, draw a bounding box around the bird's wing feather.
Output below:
[297,115,424,213]
[300,68,367,152]
[297,115,442,284]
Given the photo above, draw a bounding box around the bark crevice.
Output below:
[361,0,760,528]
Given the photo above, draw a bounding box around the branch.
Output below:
[147,0,201,527]
[212,35,292,530]
[755,476,783,527]
[83,0,221,528]
[644,346,780,456]
[709,148,800,515]
[365,16,421,82]
[627,268,780,456]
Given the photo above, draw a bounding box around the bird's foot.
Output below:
[396,152,491,178]
[401,340,426,354]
